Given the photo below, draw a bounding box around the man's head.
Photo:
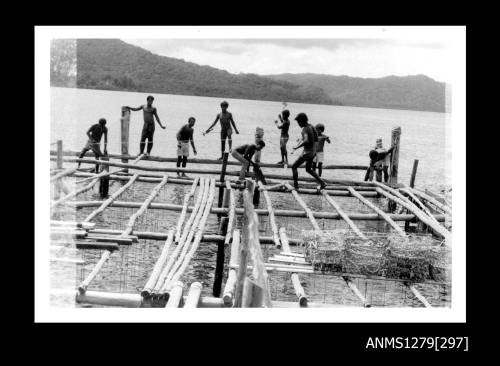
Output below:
[220,101,229,111]
[282,109,290,119]
[294,112,308,127]
[99,118,107,126]
[147,95,154,106]
[315,123,325,133]
[256,140,266,150]
[188,117,196,127]
[376,138,383,148]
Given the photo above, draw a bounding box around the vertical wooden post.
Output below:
[121,107,130,173]
[388,127,401,212]
[213,187,230,297]
[217,152,229,217]
[56,140,63,169]
[409,159,419,188]
[389,126,401,186]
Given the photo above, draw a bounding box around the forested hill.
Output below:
[50,39,447,112]
[52,39,334,105]
[265,73,447,112]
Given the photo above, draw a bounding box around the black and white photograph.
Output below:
[35,26,465,323]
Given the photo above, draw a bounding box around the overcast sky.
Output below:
[123,38,451,83]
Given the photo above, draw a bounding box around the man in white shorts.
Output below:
[312,123,331,177]
[176,117,197,177]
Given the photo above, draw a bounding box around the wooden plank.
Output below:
[75,242,119,251]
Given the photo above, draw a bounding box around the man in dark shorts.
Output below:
[231,140,266,181]
[203,101,240,160]
[291,113,326,190]
[125,95,165,157]
[275,109,291,165]
[78,118,108,173]
[176,117,198,178]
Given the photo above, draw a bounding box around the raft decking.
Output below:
[49,123,452,308]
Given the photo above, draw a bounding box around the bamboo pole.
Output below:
[284,183,321,231]
[410,188,452,215]
[408,284,432,308]
[51,168,78,182]
[153,178,207,295]
[76,290,142,307]
[175,177,200,243]
[258,181,281,248]
[121,106,130,172]
[74,242,119,251]
[51,220,95,230]
[72,170,379,192]
[162,179,216,293]
[55,156,375,187]
[75,154,144,184]
[160,179,212,293]
[346,187,407,237]
[375,187,451,241]
[389,126,401,185]
[84,173,140,222]
[122,175,168,236]
[184,282,203,308]
[399,187,441,226]
[141,230,175,298]
[51,177,100,209]
[279,227,307,307]
[344,277,370,307]
[321,190,368,240]
[224,180,236,245]
[165,281,184,308]
[72,200,446,222]
[223,229,240,307]
[78,250,112,293]
[51,149,369,170]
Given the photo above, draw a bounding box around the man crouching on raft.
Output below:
[125,95,166,157]
[231,140,266,181]
[203,100,240,160]
[78,118,108,173]
[291,113,327,191]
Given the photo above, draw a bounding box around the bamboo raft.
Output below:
[50,120,452,308]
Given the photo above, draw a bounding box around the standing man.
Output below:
[78,118,108,173]
[291,113,326,191]
[275,109,291,165]
[125,95,165,157]
[203,101,240,160]
[374,138,394,183]
[176,117,198,178]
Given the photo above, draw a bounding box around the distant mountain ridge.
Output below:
[264,73,447,112]
[50,39,447,112]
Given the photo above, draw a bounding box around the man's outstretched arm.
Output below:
[154,109,165,129]
[125,105,143,112]
[204,114,220,134]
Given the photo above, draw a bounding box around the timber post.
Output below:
[213,187,230,297]
[388,126,401,212]
[56,140,63,169]
[409,159,419,188]
[217,152,229,218]
[121,107,130,173]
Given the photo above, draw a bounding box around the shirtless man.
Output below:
[203,101,240,159]
[291,113,326,190]
[125,95,165,156]
[78,118,108,173]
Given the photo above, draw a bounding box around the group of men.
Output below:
[77,95,391,187]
